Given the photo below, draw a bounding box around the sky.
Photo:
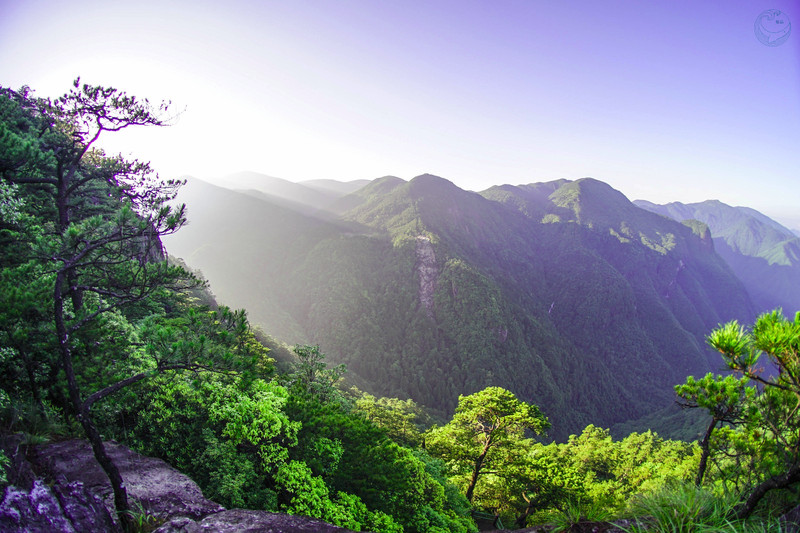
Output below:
[2,0,799,228]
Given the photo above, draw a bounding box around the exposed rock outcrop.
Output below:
[33,439,224,521]
[156,509,359,532]
[0,479,117,532]
[415,234,438,319]
[0,438,357,533]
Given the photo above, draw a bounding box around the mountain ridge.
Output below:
[165,173,758,440]
[634,199,800,314]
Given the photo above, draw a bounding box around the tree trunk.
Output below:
[695,417,717,486]
[77,406,132,532]
[465,437,493,502]
[735,464,800,519]
[54,270,133,532]
[515,496,536,529]
[19,348,43,411]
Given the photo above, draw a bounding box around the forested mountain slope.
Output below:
[165,174,755,439]
[4,81,794,532]
[634,199,800,314]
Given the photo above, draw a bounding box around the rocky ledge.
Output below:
[0,436,356,533]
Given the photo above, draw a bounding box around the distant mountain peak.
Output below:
[372,175,406,187]
[406,174,469,200]
[635,198,800,313]
[409,173,456,186]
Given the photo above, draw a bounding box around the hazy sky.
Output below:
[2,0,799,227]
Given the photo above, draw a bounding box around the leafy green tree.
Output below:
[501,442,587,528]
[703,310,800,518]
[475,425,698,528]
[274,460,404,532]
[353,391,428,447]
[288,344,346,402]
[0,81,233,530]
[675,373,754,485]
[0,182,23,223]
[551,426,696,512]
[0,262,57,408]
[124,372,296,510]
[286,382,475,532]
[139,305,273,382]
[425,386,550,503]
[95,303,282,512]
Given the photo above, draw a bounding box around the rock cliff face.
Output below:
[415,234,438,319]
[0,437,356,533]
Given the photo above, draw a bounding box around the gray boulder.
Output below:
[33,439,224,521]
[157,509,360,532]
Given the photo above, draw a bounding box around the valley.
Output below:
[164,172,783,441]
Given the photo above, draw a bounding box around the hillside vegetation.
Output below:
[2,81,798,532]
[635,199,800,315]
[167,173,755,440]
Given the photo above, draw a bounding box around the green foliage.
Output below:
[140,305,274,380]
[274,460,403,532]
[0,449,9,487]
[675,372,756,485]
[0,397,66,445]
[274,460,335,519]
[111,341,475,531]
[353,391,428,447]
[0,182,23,224]
[0,263,56,407]
[287,344,345,402]
[624,482,747,533]
[549,497,613,532]
[116,372,293,510]
[677,372,752,422]
[681,310,800,518]
[122,500,166,533]
[209,380,298,466]
[279,355,477,533]
[426,386,549,506]
[531,426,698,516]
[449,423,700,529]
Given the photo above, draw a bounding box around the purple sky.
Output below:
[2,0,799,228]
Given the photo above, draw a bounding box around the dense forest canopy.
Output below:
[1,81,799,532]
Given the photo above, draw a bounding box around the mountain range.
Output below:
[634,199,800,315]
[163,173,784,440]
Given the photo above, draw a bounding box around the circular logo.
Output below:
[754,9,792,47]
